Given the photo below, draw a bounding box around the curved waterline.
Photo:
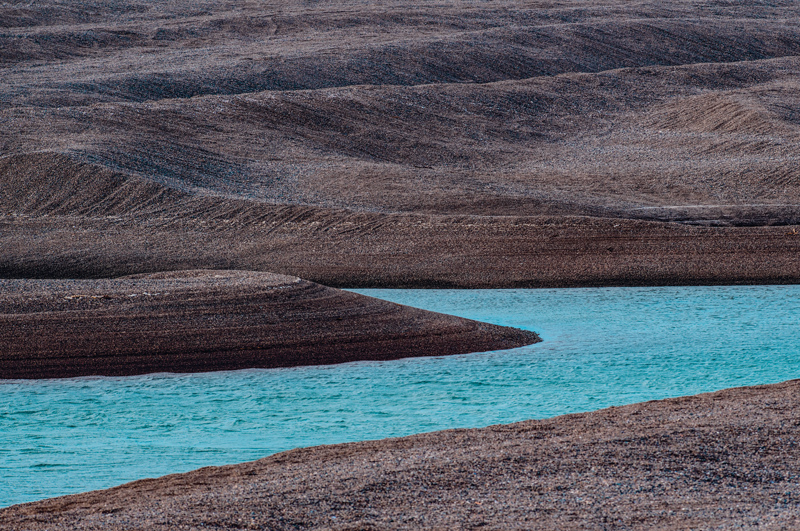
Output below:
[1,285,799,507]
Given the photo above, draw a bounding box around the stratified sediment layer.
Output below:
[2,208,799,287]
[0,270,539,379]
[4,380,800,529]
[3,0,800,287]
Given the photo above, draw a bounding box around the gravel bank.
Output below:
[4,380,800,529]
[0,270,539,379]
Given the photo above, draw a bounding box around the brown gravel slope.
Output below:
[3,0,800,286]
[4,379,800,529]
[0,270,539,379]
[3,211,800,287]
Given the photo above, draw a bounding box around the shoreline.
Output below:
[0,270,539,380]
[4,379,800,529]
[3,0,800,525]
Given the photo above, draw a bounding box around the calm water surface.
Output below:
[1,286,798,507]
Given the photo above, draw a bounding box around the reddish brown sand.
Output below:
[0,270,538,379]
[3,380,800,529]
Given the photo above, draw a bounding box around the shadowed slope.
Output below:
[0,153,187,216]
[4,0,800,106]
[2,211,798,287]
[0,270,540,379]
[4,58,800,223]
[2,0,800,285]
[4,380,800,529]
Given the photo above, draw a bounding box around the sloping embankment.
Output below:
[3,379,799,529]
[0,269,539,379]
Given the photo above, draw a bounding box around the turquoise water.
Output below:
[1,285,799,508]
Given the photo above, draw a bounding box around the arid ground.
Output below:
[0,269,538,379]
[1,0,799,285]
[4,380,800,529]
[3,0,800,527]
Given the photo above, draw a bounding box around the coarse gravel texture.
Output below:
[4,379,800,529]
[4,0,800,526]
[1,0,800,286]
[0,269,539,379]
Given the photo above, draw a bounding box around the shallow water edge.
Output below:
[2,285,799,507]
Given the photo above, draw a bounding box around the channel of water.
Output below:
[1,285,798,507]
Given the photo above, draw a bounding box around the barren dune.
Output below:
[3,0,800,525]
[1,0,799,285]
